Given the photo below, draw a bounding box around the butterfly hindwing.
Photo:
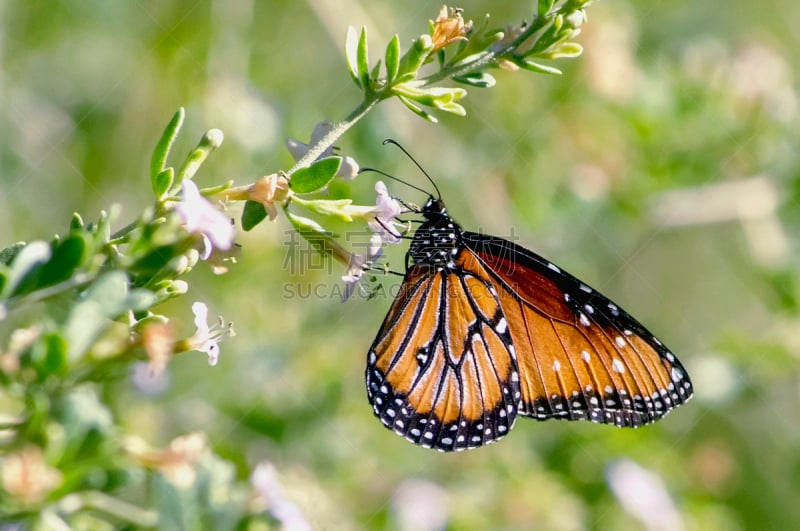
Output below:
[366,250,520,451]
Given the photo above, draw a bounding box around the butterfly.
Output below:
[366,194,693,452]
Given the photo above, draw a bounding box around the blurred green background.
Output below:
[2,0,799,529]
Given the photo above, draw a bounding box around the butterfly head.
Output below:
[421,197,448,220]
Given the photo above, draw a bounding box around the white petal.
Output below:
[192,302,210,336]
[206,343,220,366]
[337,156,360,180]
[177,180,234,252]
[310,121,334,144]
[285,138,310,162]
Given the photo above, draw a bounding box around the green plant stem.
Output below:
[110,220,138,241]
[57,491,159,527]
[1,274,92,312]
[287,96,380,176]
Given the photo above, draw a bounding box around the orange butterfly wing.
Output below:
[464,232,693,427]
[367,250,520,451]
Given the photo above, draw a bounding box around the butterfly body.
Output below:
[367,198,693,452]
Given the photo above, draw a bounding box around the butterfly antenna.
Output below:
[382,139,442,199]
[359,167,430,198]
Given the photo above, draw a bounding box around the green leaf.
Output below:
[285,211,328,236]
[199,179,234,196]
[94,210,112,246]
[293,198,357,222]
[434,100,466,116]
[453,72,497,88]
[385,35,400,83]
[345,26,362,88]
[290,157,342,194]
[543,41,583,59]
[370,60,382,86]
[0,241,27,266]
[397,95,438,123]
[86,270,130,316]
[37,233,89,287]
[3,241,51,298]
[538,0,554,18]
[126,288,158,313]
[152,167,174,200]
[64,271,130,361]
[518,58,562,75]
[59,386,115,461]
[396,35,434,82]
[150,108,184,193]
[242,200,268,231]
[357,27,370,88]
[70,212,85,231]
[153,473,195,530]
[129,240,195,277]
[39,333,68,377]
[152,279,189,303]
[392,84,467,115]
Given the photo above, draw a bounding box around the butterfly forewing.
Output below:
[463,232,693,427]
[367,251,520,451]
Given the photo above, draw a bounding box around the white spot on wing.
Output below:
[612,359,625,373]
[581,350,591,362]
[496,318,508,334]
[548,262,560,273]
[579,312,591,327]
[553,360,561,371]
[615,336,626,348]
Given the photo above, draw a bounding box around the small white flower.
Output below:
[187,302,234,366]
[368,181,403,243]
[287,121,360,180]
[342,234,383,301]
[176,179,234,259]
[251,462,311,531]
[607,459,684,531]
[132,362,171,395]
[392,479,448,531]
